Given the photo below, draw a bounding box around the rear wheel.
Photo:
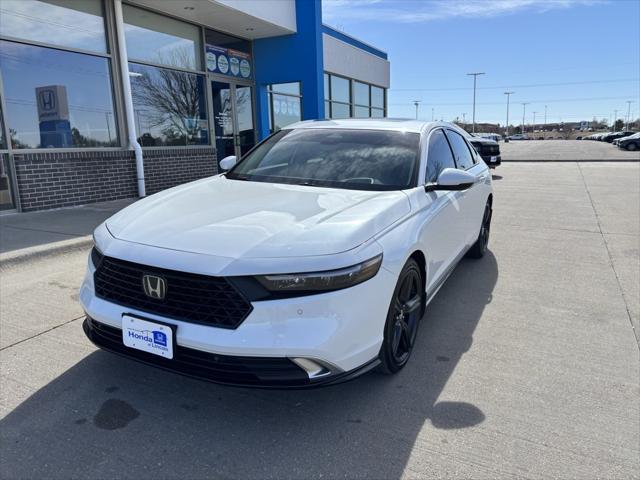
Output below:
[626,142,637,151]
[467,201,492,259]
[378,259,424,374]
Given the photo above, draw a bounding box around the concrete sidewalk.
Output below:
[0,198,135,260]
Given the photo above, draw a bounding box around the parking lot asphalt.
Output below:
[501,139,640,161]
[1,162,639,479]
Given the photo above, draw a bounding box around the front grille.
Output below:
[93,249,253,329]
[84,317,309,387]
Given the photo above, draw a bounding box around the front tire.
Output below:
[378,259,424,374]
[467,201,492,259]
[626,142,637,151]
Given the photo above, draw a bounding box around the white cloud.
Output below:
[322,0,605,24]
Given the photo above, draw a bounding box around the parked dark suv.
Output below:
[468,136,501,168]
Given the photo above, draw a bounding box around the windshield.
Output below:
[226,128,421,191]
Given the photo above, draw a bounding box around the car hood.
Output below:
[106,176,411,259]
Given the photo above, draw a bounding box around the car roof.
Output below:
[283,118,450,134]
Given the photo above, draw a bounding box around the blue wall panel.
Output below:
[253,0,324,140]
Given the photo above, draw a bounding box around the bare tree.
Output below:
[131,48,204,145]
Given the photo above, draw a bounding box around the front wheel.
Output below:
[626,142,637,151]
[467,201,492,259]
[378,259,424,374]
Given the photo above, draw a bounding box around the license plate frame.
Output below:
[122,314,175,360]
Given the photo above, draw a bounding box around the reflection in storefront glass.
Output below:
[272,94,301,131]
[130,63,208,147]
[123,4,201,70]
[0,154,16,211]
[0,40,117,149]
[0,0,107,53]
[235,86,255,156]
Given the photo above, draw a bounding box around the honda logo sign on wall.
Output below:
[142,275,167,300]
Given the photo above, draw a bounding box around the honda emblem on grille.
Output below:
[142,275,167,300]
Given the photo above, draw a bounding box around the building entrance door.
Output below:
[210,80,256,163]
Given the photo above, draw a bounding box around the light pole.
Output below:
[413,100,421,120]
[467,72,485,133]
[625,100,634,130]
[521,103,529,134]
[613,109,618,131]
[431,107,434,121]
[504,91,514,138]
[462,113,466,123]
[544,105,548,131]
[532,111,537,132]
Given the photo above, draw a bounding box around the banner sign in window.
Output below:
[206,44,252,79]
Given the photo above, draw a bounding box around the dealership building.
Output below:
[0,0,390,212]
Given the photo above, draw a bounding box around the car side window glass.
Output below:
[426,130,456,183]
[445,130,475,170]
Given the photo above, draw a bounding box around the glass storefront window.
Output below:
[0,0,107,53]
[354,106,370,118]
[123,4,201,70]
[268,82,302,133]
[271,93,301,131]
[270,83,300,96]
[371,108,384,118]
[0,154,16,210]
[330,102,350,119]
[372,86,384,109]
[324,101,330,119]
[205,30,251,54]
[324,73,329,100]
[0,40,117,149]
[330,76,350,104]
[0,106,5,149]
[353,81,369,108]
[129,62,208,147]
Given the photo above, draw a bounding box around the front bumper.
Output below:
[83,316,380,388]
[80,247,397,386]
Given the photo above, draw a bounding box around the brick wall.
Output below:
[143,147,217,195]
[13,147,217,212]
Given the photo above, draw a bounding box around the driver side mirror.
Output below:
[425,168,475,192]
[220,155,237,171]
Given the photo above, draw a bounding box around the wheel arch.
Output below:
[408,249,427,313]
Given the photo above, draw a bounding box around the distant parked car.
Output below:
[616,132,640,151]
[576,136,583,140]
[468,135,501,168]
[601,131,635,143]
[508,134,529,140]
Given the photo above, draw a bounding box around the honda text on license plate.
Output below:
[122,315,174,359]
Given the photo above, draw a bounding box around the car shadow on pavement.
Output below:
[0,251,498,479]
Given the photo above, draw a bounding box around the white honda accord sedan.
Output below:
[81,119,493,388]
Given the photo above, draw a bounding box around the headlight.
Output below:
[255,254,382,293]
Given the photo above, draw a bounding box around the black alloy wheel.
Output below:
[467,201,492,259]
[379,259,424,374]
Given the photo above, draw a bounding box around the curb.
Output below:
[0,235,93,268]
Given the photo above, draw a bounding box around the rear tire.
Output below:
[626,142,637,151]
[378,259,424,374]
[467,201,492,259]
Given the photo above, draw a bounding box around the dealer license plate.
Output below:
[122,315,174,359]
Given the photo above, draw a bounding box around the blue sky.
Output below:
[322,0,640,126]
